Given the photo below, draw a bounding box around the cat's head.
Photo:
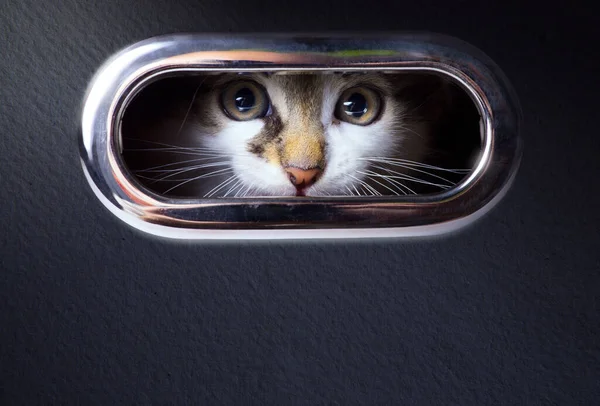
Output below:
[191,72,431,197]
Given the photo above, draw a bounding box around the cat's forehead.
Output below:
[256,73,393,121]
[262,72,391,92]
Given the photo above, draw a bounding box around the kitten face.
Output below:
[187,73,427,197]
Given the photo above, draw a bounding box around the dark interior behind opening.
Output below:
[120,72,482,198]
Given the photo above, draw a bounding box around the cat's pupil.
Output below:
[343,93,368,117]
[234,88,256,112]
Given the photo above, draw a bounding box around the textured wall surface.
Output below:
[1,1,599,404]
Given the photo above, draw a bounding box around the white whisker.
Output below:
[367,163,457,186]
[125,149,243,158]
[175,78,206,139]
[370,169,416,194]
[124,147,226,153]
[145,162,232,183]
[232,181,248,198]
[359,168,452,190]
[346,174,382,196]
[240,182,257,197]
[224,179,244,197]
[359,157,471,173]
[204,175,238,198]
[163,168,233,194]
[360,172,404,196]
[134,157,229,173]
[362,169,416,195]
[123,138,219,151]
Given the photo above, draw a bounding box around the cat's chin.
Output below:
[242,189,320,198]
[232,182,337,197]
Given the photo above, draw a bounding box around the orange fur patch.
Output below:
[282,131,324,169]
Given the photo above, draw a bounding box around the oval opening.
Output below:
[119,70,482,200]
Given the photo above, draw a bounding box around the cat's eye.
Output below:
[221,81,269,120]
[80,33,522,240]
[335,87,381,125]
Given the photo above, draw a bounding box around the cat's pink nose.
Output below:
[285,167,322,188]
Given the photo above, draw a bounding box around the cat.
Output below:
[121,72,477,198]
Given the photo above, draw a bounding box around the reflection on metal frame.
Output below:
[80,33,522,240]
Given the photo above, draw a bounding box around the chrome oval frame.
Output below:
[80,33,522,240]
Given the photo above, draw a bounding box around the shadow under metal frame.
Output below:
[80,33,522,240]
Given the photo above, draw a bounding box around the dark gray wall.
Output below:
[1,1,598,404]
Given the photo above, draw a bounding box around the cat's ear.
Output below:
[392,74,453,123]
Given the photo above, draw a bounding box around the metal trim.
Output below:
[79,33,522,240]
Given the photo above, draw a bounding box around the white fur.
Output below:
[202,119,297,196]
